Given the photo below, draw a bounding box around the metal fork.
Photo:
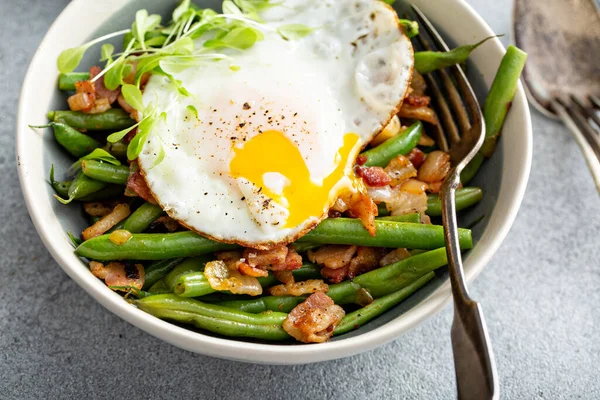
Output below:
[411,6,499,399]
[513,0,600,194]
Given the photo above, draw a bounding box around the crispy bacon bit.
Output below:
[243,246,303,271]
[308,245,357,270]
[400,179,429,194]
[428,181,443,193]
[418,132,436,147]
[283,292,345,343]
[418,151,451,183]
[67,92,94,112]
[405,93,431,107]
[320,265,349,284]
[216,250,244,270]
[82,204,131,241]
[90,261,144,290]
[407,148,426,169]
[88,98,112,114]
[355,166,392,187]
[398,103,438,125]
[328,209,343,218]
[347,247,385,279]
[117,93,136,116]
[380,248,411,267]
[269,280,329,297]
[83,202,115,217]
[330,196,350,213]
[126,163,157,204]
[204,260,262,296]
[384,155,417,186]
[355,154,368,165]
[274,270,294,284]
[89,66,120,104]
[421,214,432,224]
[348,192,378,236]
[238,262,269,278]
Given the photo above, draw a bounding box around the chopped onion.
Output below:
[204,260,263,296]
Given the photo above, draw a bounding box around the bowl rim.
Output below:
[16,0,532,364]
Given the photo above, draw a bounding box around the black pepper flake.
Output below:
[293,112,298,117]
[243,102,251,110]
[257,187,263,194]
[204,192,208,195]
[241,196,246,201]
[238,122,246,128]
[230,136,238,140]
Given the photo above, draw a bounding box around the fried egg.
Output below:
[137,0,414,249]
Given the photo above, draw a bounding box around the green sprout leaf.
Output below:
[204,26,262,50]
[222,0,243,15]
[100,43,115,62]
[173,0,191,22]
[57,45,91,74]
[277,24,315,40]
[132,9,162,49]
[107,123,139,144]
[122,84,145,111]
[80,148,121,165]
[186,105,199,119]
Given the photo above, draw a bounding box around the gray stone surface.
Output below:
[1,0,599,398]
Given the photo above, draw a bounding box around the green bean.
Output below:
[136,295,290,340]
[81,160,130,184]
[353,247,447,298]
[143,258,184,290]
[50,165,71,198]
[334,272,435,335]
[399,19,419,38]
[55,171,106,205]
[219,249,448,313]
[414,36,496,74]
[148,279,171,294]
[291,242,320,253]
[377,202,390,217]
[58,72,90,91]
[426,187,483,217]
[163,256,212,291]
[122,203,165,233]
[31,122,101,158]
[292,263,322,281]
[299,218,472,250]
[460,152,484,185]
[174,271,282,298]
[378,213,421,224]
[48,109,135,131]
[75,231,238,261]
[79,185,124,201]
[361,122,422,167]
[103,141,128,159]
[481,45,528,157]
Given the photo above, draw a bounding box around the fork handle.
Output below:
[552,100,600,195]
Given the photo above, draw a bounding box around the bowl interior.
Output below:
[17,0,530,363]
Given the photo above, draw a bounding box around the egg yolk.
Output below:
[230,130,361,228]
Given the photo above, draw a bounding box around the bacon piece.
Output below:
[379,248,411,267]
[269,280,329,297]
[67,92,94,112]
[320,265,349,284]
[347,247,385,279]
[355,166,392,187]
[355,154,368,165]
[238,262,269,278]
[283,292,345,343]
[242,246,303,271]
[418,151,451,183]
[308,245,357,270]
[90,261,144,290]
[90,66,120,104]
[126,163,157,204]
[274,270,294,284]
[411,71,427,95]
[347,192,378,236]
[407,148,426,169]
[398,103,438,125]
[88,98,111,114]
[204,260,262,296]
[405,93,431,107]
[384,155,417,186]
[153,216,180,232]
[216,250,244,270]
[118,93,136,117]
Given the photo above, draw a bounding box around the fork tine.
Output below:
[572,96,600,130]
[559,98,600,154]
[430,111,450,152]
[411,5,451,52]
[412,11,471,137]
[591,95,600,109]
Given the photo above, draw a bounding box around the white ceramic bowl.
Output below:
[16,0,531,364]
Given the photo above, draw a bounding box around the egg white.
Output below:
[137,0,413,248]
